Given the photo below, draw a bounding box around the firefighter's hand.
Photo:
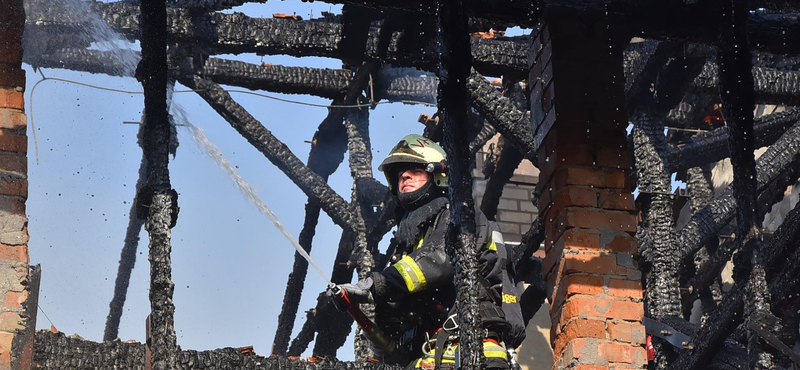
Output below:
[327,277,374,311]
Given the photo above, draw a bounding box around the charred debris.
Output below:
[20,0,800,369]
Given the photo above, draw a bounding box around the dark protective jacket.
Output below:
[370,196,519,362]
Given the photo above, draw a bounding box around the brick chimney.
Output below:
[0,1,37,369]
[528,15,646,370]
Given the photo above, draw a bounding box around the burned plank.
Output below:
[466,69,536,160]
[667,109,800,173]
[180,76,357,232]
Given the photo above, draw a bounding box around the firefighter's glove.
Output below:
[328,277,374,311]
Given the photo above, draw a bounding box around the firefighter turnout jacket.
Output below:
[369,196,514,369]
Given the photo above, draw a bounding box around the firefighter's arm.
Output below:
[372,240,453,300]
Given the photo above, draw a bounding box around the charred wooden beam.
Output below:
[673,201,800,370]
[180,76,357,231]
[27,1,527,78]
[676,119,800,260]
[466,69,536,161]
[313,230,356,358]
[104,151,147,341]
[659,316,748,369]
[199,58,439,103]
[436,0,482,367]
[666,93,716,129]
[668,109,800,173]
[33,330,405,370]
[690,62,800,106]
[288,308,317,357]
[481,141,524,220]
[717,0,758,244]
[165,0,267,9]
[137,0,178,369]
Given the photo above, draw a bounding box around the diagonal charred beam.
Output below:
[33,330,406,370]
[104,151,147,341]
[313,230,356,358]
[287,308,317,357]
[666,93,716,128]
[466,69,536,161]
[676,120,800,260]
[659,316,748,369]
[180,76,357,231]
[668,109,800,173]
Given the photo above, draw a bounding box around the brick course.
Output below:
[0,2,32,369]
[529,17,645,370]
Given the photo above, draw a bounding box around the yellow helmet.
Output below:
[379,134,448,193]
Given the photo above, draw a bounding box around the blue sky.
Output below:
[24,0,438,359]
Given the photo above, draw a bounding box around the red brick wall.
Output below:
[529,16,646,370]
[0,1,33,369]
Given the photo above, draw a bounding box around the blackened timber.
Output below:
[165,0,266,9]
[314,230,356,358]
[181,76,357,231]
[345,97,376,360]
[287,309,317,357]
[436,0,482,367]
[271,111,348,356]
[690,62,800,106]
[104,152,147,341]
[201,58,439,103]
[668,109,800,173]
[33,330,406,370]
[481,141,523,220]
[138,0,178,369]
[717,0,758,243]
[467,69,536,160]
[673,202,800,370]
[39,2,527,78]
[676,120,800,260]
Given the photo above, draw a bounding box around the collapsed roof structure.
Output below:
[4,0,800,369]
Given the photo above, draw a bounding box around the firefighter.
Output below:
[331,134,518,370]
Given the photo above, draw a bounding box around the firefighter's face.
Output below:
[398,168,428,193]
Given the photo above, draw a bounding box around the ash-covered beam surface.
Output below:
[33,330,406,370]
[690,61,800,106]
[180,76,357,232]
[165,0,267,9]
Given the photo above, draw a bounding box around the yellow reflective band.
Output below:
[483,342,508,360]
[502,293,518,304]
[416,236,424,250]
[393,255,428,293]
[486,236,497,252]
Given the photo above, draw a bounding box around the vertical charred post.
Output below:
[718,0,768,367]
[271,114,347,356]
[435,0,482,368]
[718,0,758,239]
[137,0,178,369]
[345,98,375,360]
[632,115,681,368]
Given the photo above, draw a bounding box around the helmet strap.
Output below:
[397,175,437,211]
